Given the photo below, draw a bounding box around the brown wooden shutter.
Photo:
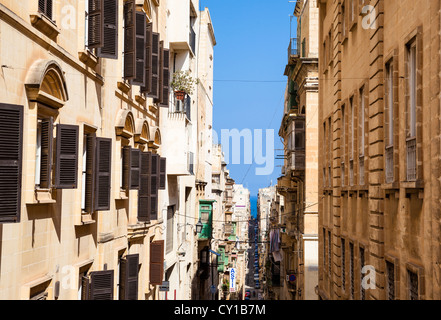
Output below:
[0,104,23,224]
[39,0,53,20]
[150,240,164,285]
[148,33,160,98]
[97,0,118,59]
[123,0,136,80]
[39,118,53,189]
[138,152,151,222]
[95,138,112,211]
[141,23,153,94]
[90,270,114,300]
[81,276,90,300]
[159,157,166,190]
[55,124,79,189]
[130,148,141,190]
[120,254,139,300]
[131,11,146,86]
[160,48,170,106]
[122,146,131,190]
[84,133,96,213]
[150,154,159,220]
[88,0,104,49]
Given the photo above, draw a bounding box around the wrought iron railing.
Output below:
[288,37,299,60]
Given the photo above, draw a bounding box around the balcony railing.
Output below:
[406,138,417,181]
[171,94,191,121]
[288,37,300,61]
[287,150,305,172]
[385,146,394,183]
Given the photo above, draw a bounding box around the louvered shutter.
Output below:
[0,104,23,224]
[122,146,131,190]
[138,152,151,222]
[148,33,160,98]
[81,276,90,300]
[120,254,139,300]
[155,41,164,104]
[97,0,118,59]
[88,0,104,49]
[55,125,79,189]
[159,157,166,190]
[141,23,153,94]
[84,133,96,213]
[130,148,141,190]
[131,11,146,86]
[160,48,170,106]
[90,270,114,300]
[123,0,136,80]
[39,0,53,20]
[149,154,159,220]
[150,240,164,285]
[39,118,53,189]
[95,138,112,211]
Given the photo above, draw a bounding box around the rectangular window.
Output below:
[360,247,366,300]
[408,270,419,300]
[385,60,394,183]
[341,238,346,290]
[406,38,418,182]
[166,206,174,254]
[38,0,53,21]
[386,261,395,300]
[328,231,332,275]
[349,242,354,299]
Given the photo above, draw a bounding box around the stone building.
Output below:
[0,0,221,300]
[276,0,319,300]
[318,0,441,300]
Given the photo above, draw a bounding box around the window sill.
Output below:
[30,13,60,40]
[135,94,146,105]
[28,189,56,205]
[115,190,129,200]
[78,50,98,68]
[80,213,96,225]
[117,81,131,94]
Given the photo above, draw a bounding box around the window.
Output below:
[119,254,139,300]
[408,270,419,300]
[359,86,366,185]
[406,38,418,181]
[385,60,394,183]
[38,0,53,20]
[328,231,332,276]
[349,97,354,186]
[349,242,354,299]
[35,118,53,189]
[341,238,346,291]
[341,1,347,40]
[360,247,366,300]
[166,206,175,254]
[386,261,395,300]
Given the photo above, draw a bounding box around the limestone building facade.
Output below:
[318,0,441,300]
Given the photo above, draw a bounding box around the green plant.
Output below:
[170,70,199,95]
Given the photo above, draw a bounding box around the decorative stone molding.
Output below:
[30,12,59,40]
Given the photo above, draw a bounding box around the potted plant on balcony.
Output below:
[171,70,199,101]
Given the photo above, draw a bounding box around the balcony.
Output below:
[198,200,215,240]
[170,94,191,122]
[224,222,233,235]
[288,37,300,62]
[287,150,305,172]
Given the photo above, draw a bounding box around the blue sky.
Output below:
[199,0,297,197]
